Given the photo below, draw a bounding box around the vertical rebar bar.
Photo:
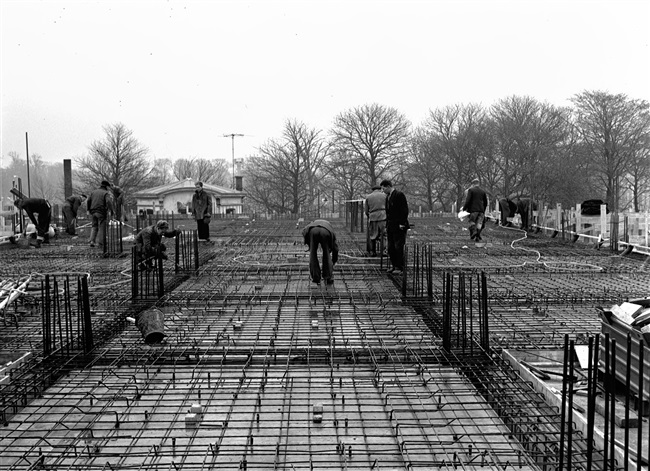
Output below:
[637,339,644,471]
[558,334,568,471]
[81,274,93,353]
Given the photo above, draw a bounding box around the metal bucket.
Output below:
[136,308,166,344]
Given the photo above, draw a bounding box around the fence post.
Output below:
[193,231,199,271]
[131,246,138,299]
[175,235,180,274]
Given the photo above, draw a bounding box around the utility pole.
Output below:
[223,133,244,189]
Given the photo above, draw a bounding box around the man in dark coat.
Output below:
[14,198,52,248]
[381,179,409,274]
[498,197,517,227]
[191,181,212,242]
[462,178,488,241]
[87,180,114,248]
[515,198,537,231]
[135,220,180,269]
[62,194,87,235]
[365,185,386,256]
[302,219,339,285]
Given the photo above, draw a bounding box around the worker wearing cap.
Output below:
[365,184,386,257]
[62,194,87,235]
[135,220,181,270]
[87,180,114,248]
[14,197,52,248]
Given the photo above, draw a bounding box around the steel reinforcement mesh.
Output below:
[2,216,648,470]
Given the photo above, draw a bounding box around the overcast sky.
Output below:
[1,0,649,168]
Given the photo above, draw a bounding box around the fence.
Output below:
[528,203,650,252]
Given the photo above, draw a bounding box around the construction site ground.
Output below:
[1,215,649,470]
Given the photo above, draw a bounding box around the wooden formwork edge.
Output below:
[501,349,635,469]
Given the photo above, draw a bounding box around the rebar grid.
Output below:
[1,274,599,471]
[2,216,647,470]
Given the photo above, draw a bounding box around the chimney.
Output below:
[235,176,243,191]
[64,159,73,198]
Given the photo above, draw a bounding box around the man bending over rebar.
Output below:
[302,219,339,286]
[14,198,52,248]
[135,220,181,270]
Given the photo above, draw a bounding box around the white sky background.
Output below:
[1,0,649,166]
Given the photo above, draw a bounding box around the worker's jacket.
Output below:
[20,198,51,225]
[191,190,212,220]
[365,190,386,222]
[135,226,180,256]
[64,195,84,217]
[87,186,114,216]
[302,219,339,264]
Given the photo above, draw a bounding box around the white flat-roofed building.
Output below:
[133,178,245,216]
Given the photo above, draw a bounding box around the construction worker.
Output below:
[498,197,517,227]
[365,185,386,257]
[462,178,488,242]
[191,181,212,243]
[14,198,52,248]
[302,219,339,286]
[135,220,180,270]
[62,194,87,235]
[515,198,537,231]
[87,180,114,248]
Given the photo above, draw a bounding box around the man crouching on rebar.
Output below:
[135,220,181,270]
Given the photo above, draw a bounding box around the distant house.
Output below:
[133,178,245,216]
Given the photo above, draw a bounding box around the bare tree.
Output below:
[625,133,650,211]
[282,120,329,209]
[570,91,650,210]
[148,158,174,187]
[424,103,492,209]
[322,148,366,202]
[331,103,411,187]
[76,123,152,195]
[249,120,327,214]
[490,96,571,203]
[2,151,28,196]
[30,155,64,203]
[148,159,174,187]
[172,158,195,180]
[172,157,230,186]
[243,154,293,213]
[1,152,64,203]
[405,128,450,211]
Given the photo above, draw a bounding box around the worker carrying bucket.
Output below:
[134,220,181,270]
